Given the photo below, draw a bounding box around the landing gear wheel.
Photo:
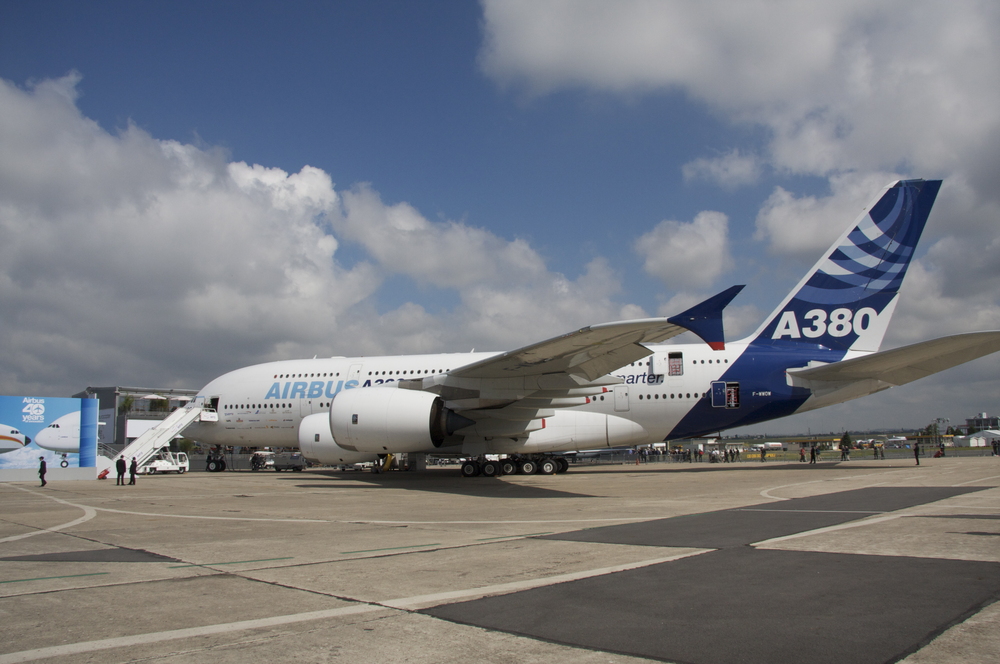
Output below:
[500,459,517,476]
[555,458,569,474]
[518,460,537,475]
[60,459,69,468]
[461,460,481,477]
[481,460,500,477]
[539,459,557,475]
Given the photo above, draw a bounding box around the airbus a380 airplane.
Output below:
[187,180,1000,476]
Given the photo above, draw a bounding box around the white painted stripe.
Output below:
[346,517,652,524]
[381,548,714,610]
[0,604,383,664]
[737,509,884,514]
[93,507,330,523]
[0,486,96,543]
[0,549,714,662]
[952,474,1000,487]
[751,514,904,547]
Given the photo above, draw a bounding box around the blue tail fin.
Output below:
[749,179,942,353]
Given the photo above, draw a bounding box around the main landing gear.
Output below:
[206,451,227,472]
[460,455,569,478]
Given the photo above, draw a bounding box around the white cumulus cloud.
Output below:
[0,73,648,397]
[635,210,731,289]
[682,149,762,188]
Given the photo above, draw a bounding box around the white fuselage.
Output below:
[187,341,750,456]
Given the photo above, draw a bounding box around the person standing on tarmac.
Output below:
[116,455,127,485]
[38,456,46,487]
[128,457,137,485]
[914,442,921,466]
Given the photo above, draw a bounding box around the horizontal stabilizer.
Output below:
[667,285,744,350]
[788,331,1000,386]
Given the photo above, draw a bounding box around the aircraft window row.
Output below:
[368,369,450,376]
[637,393,706,400]
[226,403,292,409]
[273,373,341,379]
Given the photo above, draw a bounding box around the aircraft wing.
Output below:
[451,285,744,381]
[788,331,1000,387]
[404,287,744,439]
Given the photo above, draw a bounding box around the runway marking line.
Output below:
[0,486,96,543]
[0,572,109,585]
[168,557,294,568]
[751,513,905,547]
[0,549,714,663]
[339,544,441,555]
[953,474,1000,486]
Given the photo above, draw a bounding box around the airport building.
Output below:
[965,412,1000,433]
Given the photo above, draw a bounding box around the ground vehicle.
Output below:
[143,450,189,474]
[272,451,307,471]
[250,451,275,471]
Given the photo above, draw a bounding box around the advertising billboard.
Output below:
[0,396,98,472]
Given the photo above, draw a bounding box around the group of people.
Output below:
[38,454,140,487]
[116,455,138,485]
[704,448,741,463]
[798,446,821,464]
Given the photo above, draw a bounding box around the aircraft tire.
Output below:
[555,458,569,473]
[500,460,517,475]
[461,460,481,477]
[60,459,69,468]
[518,460,537,475]
[539,459,557,475]
[481,460,499,477]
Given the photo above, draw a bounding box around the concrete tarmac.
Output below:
[1,457,998,663]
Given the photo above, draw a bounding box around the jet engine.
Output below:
[297,413,379,465]
[330,388,472,453]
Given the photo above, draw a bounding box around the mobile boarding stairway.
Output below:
[97,404,217,477]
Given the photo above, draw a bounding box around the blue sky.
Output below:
[2,1,999,435]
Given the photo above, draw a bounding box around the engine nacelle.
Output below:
[298,413,379,465]
[331,388,471,454]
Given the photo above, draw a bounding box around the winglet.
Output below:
[667,285,744,350]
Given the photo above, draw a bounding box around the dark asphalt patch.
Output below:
[423,548,1000,664]
[0,548,180,563]
[542,487,986,548]
[423,487,996,663]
